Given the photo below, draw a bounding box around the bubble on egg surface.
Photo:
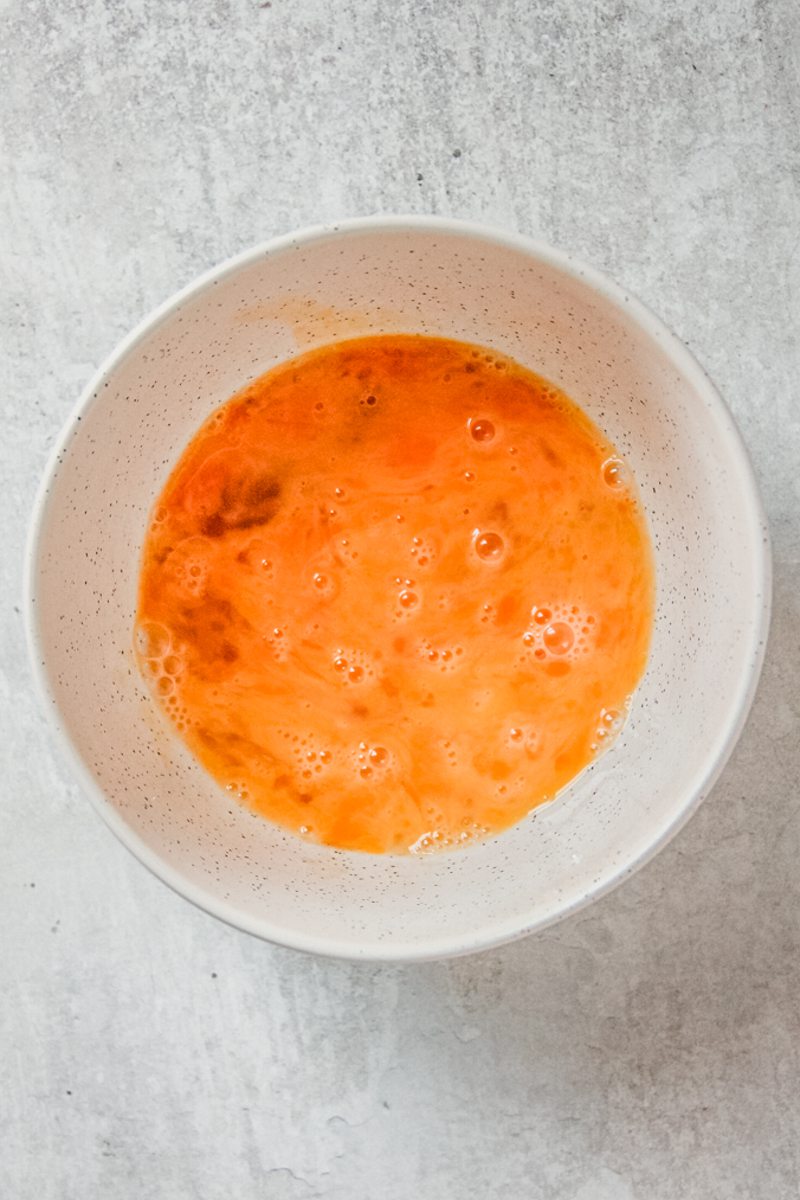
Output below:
[337,536,359,565]
[602,456,628,489]
[225,780,251,802]
[505,723,540,759]
[311,568,338,599]
[479,602,495,626]
[164,537,214,598]
[409,533,437,568]
[467,416,496,444]
[391,580,422,621]
[243,537,275,578]
[473,529,505,562]
[543,621,574,656]
[351,740,395,782]
[520,602,595,662]
[410,818,489,854]
[418,640,465,673]
[331,647,377,685]
[440,738,462,768]
[135,620,172,659]
[591,704,629,754]
[266,627,291,662]
[288,736,337,776]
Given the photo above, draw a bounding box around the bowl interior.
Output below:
[28,221,769,958]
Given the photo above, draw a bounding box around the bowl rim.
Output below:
[24,214,772,962]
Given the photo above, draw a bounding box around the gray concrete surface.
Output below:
[2,1,799,1196]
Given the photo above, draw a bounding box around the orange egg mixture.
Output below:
[136,335,654,854]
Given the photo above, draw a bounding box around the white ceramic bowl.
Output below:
[26,217,770,961]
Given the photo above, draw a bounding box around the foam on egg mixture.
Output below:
[136,335,654,854]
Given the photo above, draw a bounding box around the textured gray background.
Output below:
[2,1,799,1197]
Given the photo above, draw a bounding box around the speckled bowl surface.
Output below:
[26,216,770,961]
